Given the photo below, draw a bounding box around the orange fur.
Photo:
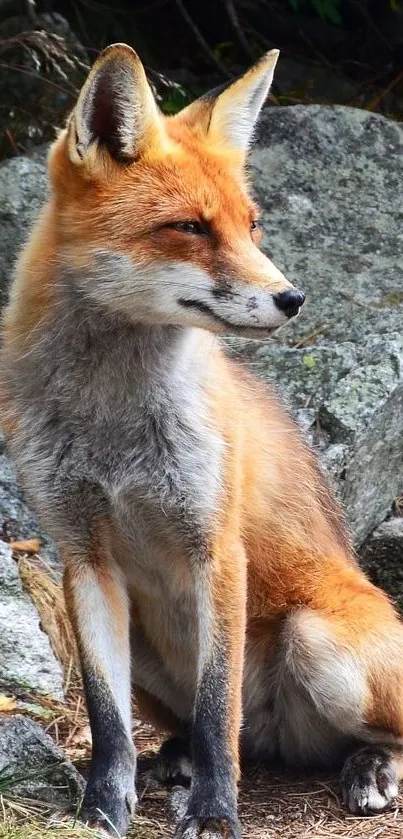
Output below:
[2,202,58,354]
[135,686,185,735]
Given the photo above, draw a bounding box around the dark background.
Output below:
[0,0,402,160]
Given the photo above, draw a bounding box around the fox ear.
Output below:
[68,43,161,165]
[179,50,279,152]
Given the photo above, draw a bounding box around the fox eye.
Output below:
[250,219,260,232]
[169,221,208,236]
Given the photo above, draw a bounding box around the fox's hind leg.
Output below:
[134,687,192,786]
[155,737,192,787]
[244,568,403,815]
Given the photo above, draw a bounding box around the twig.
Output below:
[222,0,256,60]
[304,392,315,409]
[175,0,233,79]
[296,25,333,70]
[291,324,330,348]
[367,69,403,112]
[338,289,376,310]
[26,0,37,25]
[243,22,276,52]
[132,0,170,12]
[4,128,18,155]
[0,61,77,96]
[394,495,403,516]
[351,0,392,50]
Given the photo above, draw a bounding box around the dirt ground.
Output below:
[135,721,403,839]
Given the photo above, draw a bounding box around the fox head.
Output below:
[49,44,305,338]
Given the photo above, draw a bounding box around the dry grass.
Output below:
[17,552,78,684]
[2,551,403,838]
[394,496,403,517]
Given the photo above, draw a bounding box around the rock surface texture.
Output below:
[0,714,84,804]
[361,517,403,611]
[0,540,63,698]
[0,153,48,309]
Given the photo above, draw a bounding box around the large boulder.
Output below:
[254,105,403,346]
[0,105,402,548]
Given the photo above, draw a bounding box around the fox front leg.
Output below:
[175,542,246,839]
[63,543,136,836]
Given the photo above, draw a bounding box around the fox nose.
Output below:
[274,289,305,319]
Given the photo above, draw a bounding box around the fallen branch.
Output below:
[175,0,233,79]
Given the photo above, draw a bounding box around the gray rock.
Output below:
[0,432,60,569]
[226,105,403,544]
[0,714,84,805]
[0,540,63,698]
[0,154,59,567]
[253,106,403,346]
[360,518,403,611]
[0,153,47,308]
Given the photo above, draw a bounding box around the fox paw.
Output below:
[341,746,398,815]
[170,789,240,838]
[80,778,136,836]
[174,815,241,839]
[156,736,192,787]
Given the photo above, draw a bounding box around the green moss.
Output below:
[375,291,403,308]
[302,353,316,368]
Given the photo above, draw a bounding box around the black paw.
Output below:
[174,815,241,839]
[80,777,137,836]
[341,746,398,815]
[156,736,192,787]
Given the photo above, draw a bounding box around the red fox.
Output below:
[1,43,403,839]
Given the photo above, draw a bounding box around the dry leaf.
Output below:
[9,538,41,554]
[0,694,17,713]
